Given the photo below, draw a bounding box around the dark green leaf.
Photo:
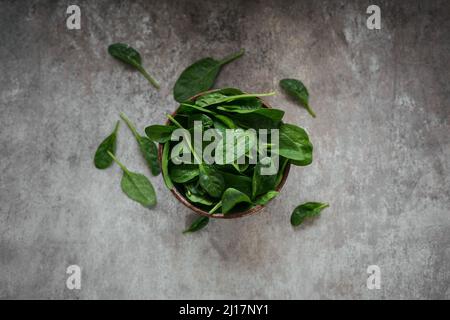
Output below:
[185,190,214,206]
[280,78,315,117]
[278,123,313,165]
[145,125,175,143]
[173,49,245,102]
[254,190,279,206]
[162,141,174,189]
[139,137,160,176]
[188,113,214,129]
[291,202,329,226]
[108,43,159,89]
[194,92,275,109]
[221,188,252,214]
[199,166,225,198]
[252,157,278,198]
[94,121,120,169]
[218,107,284,121]
[183,216,210,234]
[108,151,156,207]
[120,113,160,176]
[170,163,199,183]
[220,171,253,198]
[275,156,289,187]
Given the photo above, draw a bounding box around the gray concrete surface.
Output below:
[0,0,449,299]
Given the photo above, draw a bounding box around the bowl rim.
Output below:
[157,89,291,219]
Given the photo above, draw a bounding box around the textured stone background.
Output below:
[0,0,449,299]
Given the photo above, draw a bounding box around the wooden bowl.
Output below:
[157,90,291,219]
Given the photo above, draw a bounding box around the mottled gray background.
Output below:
[0,0,449,299]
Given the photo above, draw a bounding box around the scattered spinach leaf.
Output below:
[280,78,315,118]
[108,43,160,89]
[120,113,160,176]
[107,151,156,207]
[291,202,329,226]
[174,49,245,102]
[183,216,209,234]
[94,121,120,169]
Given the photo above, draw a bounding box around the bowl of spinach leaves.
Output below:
[146,87,312,219]
[97,44,327,233]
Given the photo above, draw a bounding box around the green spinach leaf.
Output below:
[170,163,199,183]
[174,49,245,102]
[145,125,175,143]
[183,216,209,234]
[222,188,252,214]
[252,157,278,198]
[291,202,329,226]
[108,43,160,89]
[280,78,315,117]
[199,166,225,198]
[278,123,313,166]
[120,113,160,176]
[162,141,174,189]
[254,190,279,206]
[107,151,156,207]
[94,121,120,169]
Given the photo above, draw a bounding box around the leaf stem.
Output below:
[120,113,140,139]
[107,151,129,174]
[137,66,160,89]
[209,201,222,214]
[220,49,245,66]
[304,103,316,118]
[167,114,183,129]
[167,114,203,165]
[113,120,120,134]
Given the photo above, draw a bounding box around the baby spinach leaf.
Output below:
[183,216,209,234]
[185,182,206,196]
[221,188,252,214]
[280,78,315,118]
[162,141,174,189]
[170,164,199,183]
[94,121,120,169]
[185,190,214,206]
[215,129,257,164]
[120,113,160,176]
[275,156,289,187]
[220,171,253,198]
[145,125,175,143]
[278,123,313,165]
[195,92,229,108]
[174,49,245,102]
[218,107,285,121]
[252,157,278,198]
[214,114,237,129]
[254,190,279,206]
[108,43,160,89]
[199,166,225,198]
[291,202,329,226]
[107,151,156,207]
[188,114,214,129]
[195,92,275,108]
